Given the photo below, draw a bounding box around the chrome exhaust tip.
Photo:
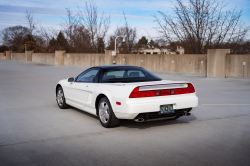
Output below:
[134,117,145,122]
[184,113,191,116]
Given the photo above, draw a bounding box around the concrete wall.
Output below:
[5,51,12,60]
[115,54,207,74]
[64,53,106,66]
[32,53,55,64]
[55,51,65,65]
[2,50,249,78]
[226,54,250,78]
[11,53,25,61]
[0,53,4,60]
[207,49,230,77]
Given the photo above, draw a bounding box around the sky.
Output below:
[0,0,250,40]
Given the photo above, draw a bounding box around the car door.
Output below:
[64,68,100,108]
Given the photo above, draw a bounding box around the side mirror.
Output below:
[68,77,74,82]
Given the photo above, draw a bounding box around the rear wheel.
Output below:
[56,87,68,109]
[98,97,120,128]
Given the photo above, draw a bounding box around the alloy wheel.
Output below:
[99,101,110,123]
[57,89,64,106]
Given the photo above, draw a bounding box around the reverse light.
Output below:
[129,83,195,98]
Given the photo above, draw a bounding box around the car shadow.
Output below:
[119,114,197,129]
[68,106,197,129]
[69,106,99,120]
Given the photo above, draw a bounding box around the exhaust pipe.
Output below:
[134,117,145,122]
[184,113,191,116]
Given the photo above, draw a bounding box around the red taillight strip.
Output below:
[129,83,195,98]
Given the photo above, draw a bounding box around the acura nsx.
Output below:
[56,65,198,128]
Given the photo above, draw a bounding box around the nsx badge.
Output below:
[170,89,175,95]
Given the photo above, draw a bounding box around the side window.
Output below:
[102,70,125,80]
[127,70,146,77]
[75,68,100,82]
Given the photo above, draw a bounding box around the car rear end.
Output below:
[114,82,198,122]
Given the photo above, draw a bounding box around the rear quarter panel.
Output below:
[94,84,135,114]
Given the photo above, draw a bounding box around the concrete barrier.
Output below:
[5,51,12,60]
[64,53,106,66]
[32,53,55,64]
[1,49,249,78]
[11,53,25,61]
[116,54,207,74]
[25,51,34,62]
[0,52,4,60]
[207,49,230,77]
[55,50,66,66]
[226,54,250,78]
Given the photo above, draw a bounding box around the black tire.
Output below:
[98,97,120,128]
[56,87,68,109]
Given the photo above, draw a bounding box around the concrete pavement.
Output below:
[0,60,250,166]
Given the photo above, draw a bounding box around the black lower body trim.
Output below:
[134,108,192,121]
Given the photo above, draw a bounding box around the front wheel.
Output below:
[56,87,68,109]
[98,97,120,128]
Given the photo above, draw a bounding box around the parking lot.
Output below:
[0,60,250,166]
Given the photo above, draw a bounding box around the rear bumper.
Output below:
[114,93,198,119]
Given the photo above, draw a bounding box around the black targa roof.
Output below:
[93,65,140,70]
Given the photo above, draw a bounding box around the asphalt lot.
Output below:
[0,60,250,166]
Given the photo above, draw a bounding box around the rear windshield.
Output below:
[99,67,162,83]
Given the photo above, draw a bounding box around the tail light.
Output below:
[129,83,195,98]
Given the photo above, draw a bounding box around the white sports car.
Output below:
[56,65,198,128]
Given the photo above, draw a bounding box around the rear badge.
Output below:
[170,89,175,95]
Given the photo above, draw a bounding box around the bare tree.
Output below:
[107,12,137,54]
[39,26,57,46]
[25,11,38,37]
[223,39,250,54]
[60,8,91,53]
[153,0,250,54]
[0,25,29,51]
[24,11,50,52]
[61,8,78,51]
[78,1,110,52]
[60,2,110,53]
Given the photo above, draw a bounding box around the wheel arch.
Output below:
[95,94,109,116]
[55,84,62,94]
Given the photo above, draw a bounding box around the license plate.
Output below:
[160,105,174,114]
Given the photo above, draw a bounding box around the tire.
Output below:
[98,97,120,128]
[56,87,68,109]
